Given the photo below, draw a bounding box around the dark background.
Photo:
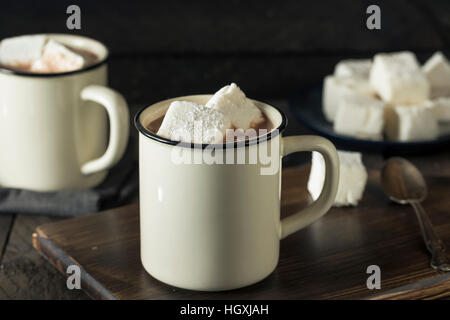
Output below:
[1,0,449,106]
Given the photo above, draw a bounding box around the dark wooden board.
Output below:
[32,165,450,300]
[0,214,13,262]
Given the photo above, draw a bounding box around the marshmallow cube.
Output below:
[429,97,450,122]
[322,75,375,122]
[157,101,231,144]
[384,104,439,142]
[31,40,85,73]
[334,95,385,140]
[206,83,264,130]
[0,35,47,67]
[308,151,368,207]
[334,59,372,79]
[370,51,430,105]
[422,52,450,98]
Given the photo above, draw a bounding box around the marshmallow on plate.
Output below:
[31,40,85,73]
[334,94,385,140]
[334,59,372,79]
[422,52,450,98]
[429,97,450,122]
[206,83,264,130]
[157,101,231,144]
[322,75,375,122]
[370,51,430,105]
[0,35,46,67]
[384,104,439,142]
[308,150,367,207]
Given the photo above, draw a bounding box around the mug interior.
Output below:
[49,34,108,61]
[135,95,287,148]
[0,33,108,77]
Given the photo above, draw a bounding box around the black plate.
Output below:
[289,84,450,155]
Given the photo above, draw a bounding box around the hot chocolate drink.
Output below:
[146,83,275,144]
[146,111,274,142]
[0,46,98,73]
[0,35,99,73]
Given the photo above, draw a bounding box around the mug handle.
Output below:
[280,135,340,239]
[79,85,130,175]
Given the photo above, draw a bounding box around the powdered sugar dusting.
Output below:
[157,100,231,144]
[206,83,264,129]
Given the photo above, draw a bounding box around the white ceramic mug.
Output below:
[135,95,339,291]
[0,34,129,191]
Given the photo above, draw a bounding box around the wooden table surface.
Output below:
[1,101,450,299]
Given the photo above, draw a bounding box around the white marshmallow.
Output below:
[429,97,450,122]
[308,151,367,207]
[384,104,439,141]
[0,35,47,67]
[30,40,85,73]
[334,94,385,140]
[370,51,430,105]
[422,52,450,98]
[157,101,231,144]
[322,75,375,122]
[206,83,264,130]
[334,59,372,79]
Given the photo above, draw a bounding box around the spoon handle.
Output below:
[411,202,450,272]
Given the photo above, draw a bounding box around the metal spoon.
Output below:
[381,157,450,272]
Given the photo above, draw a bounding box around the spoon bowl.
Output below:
[381,157,427,204]
[381,157,450,272]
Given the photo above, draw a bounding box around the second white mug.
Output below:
[0,34,130,191]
